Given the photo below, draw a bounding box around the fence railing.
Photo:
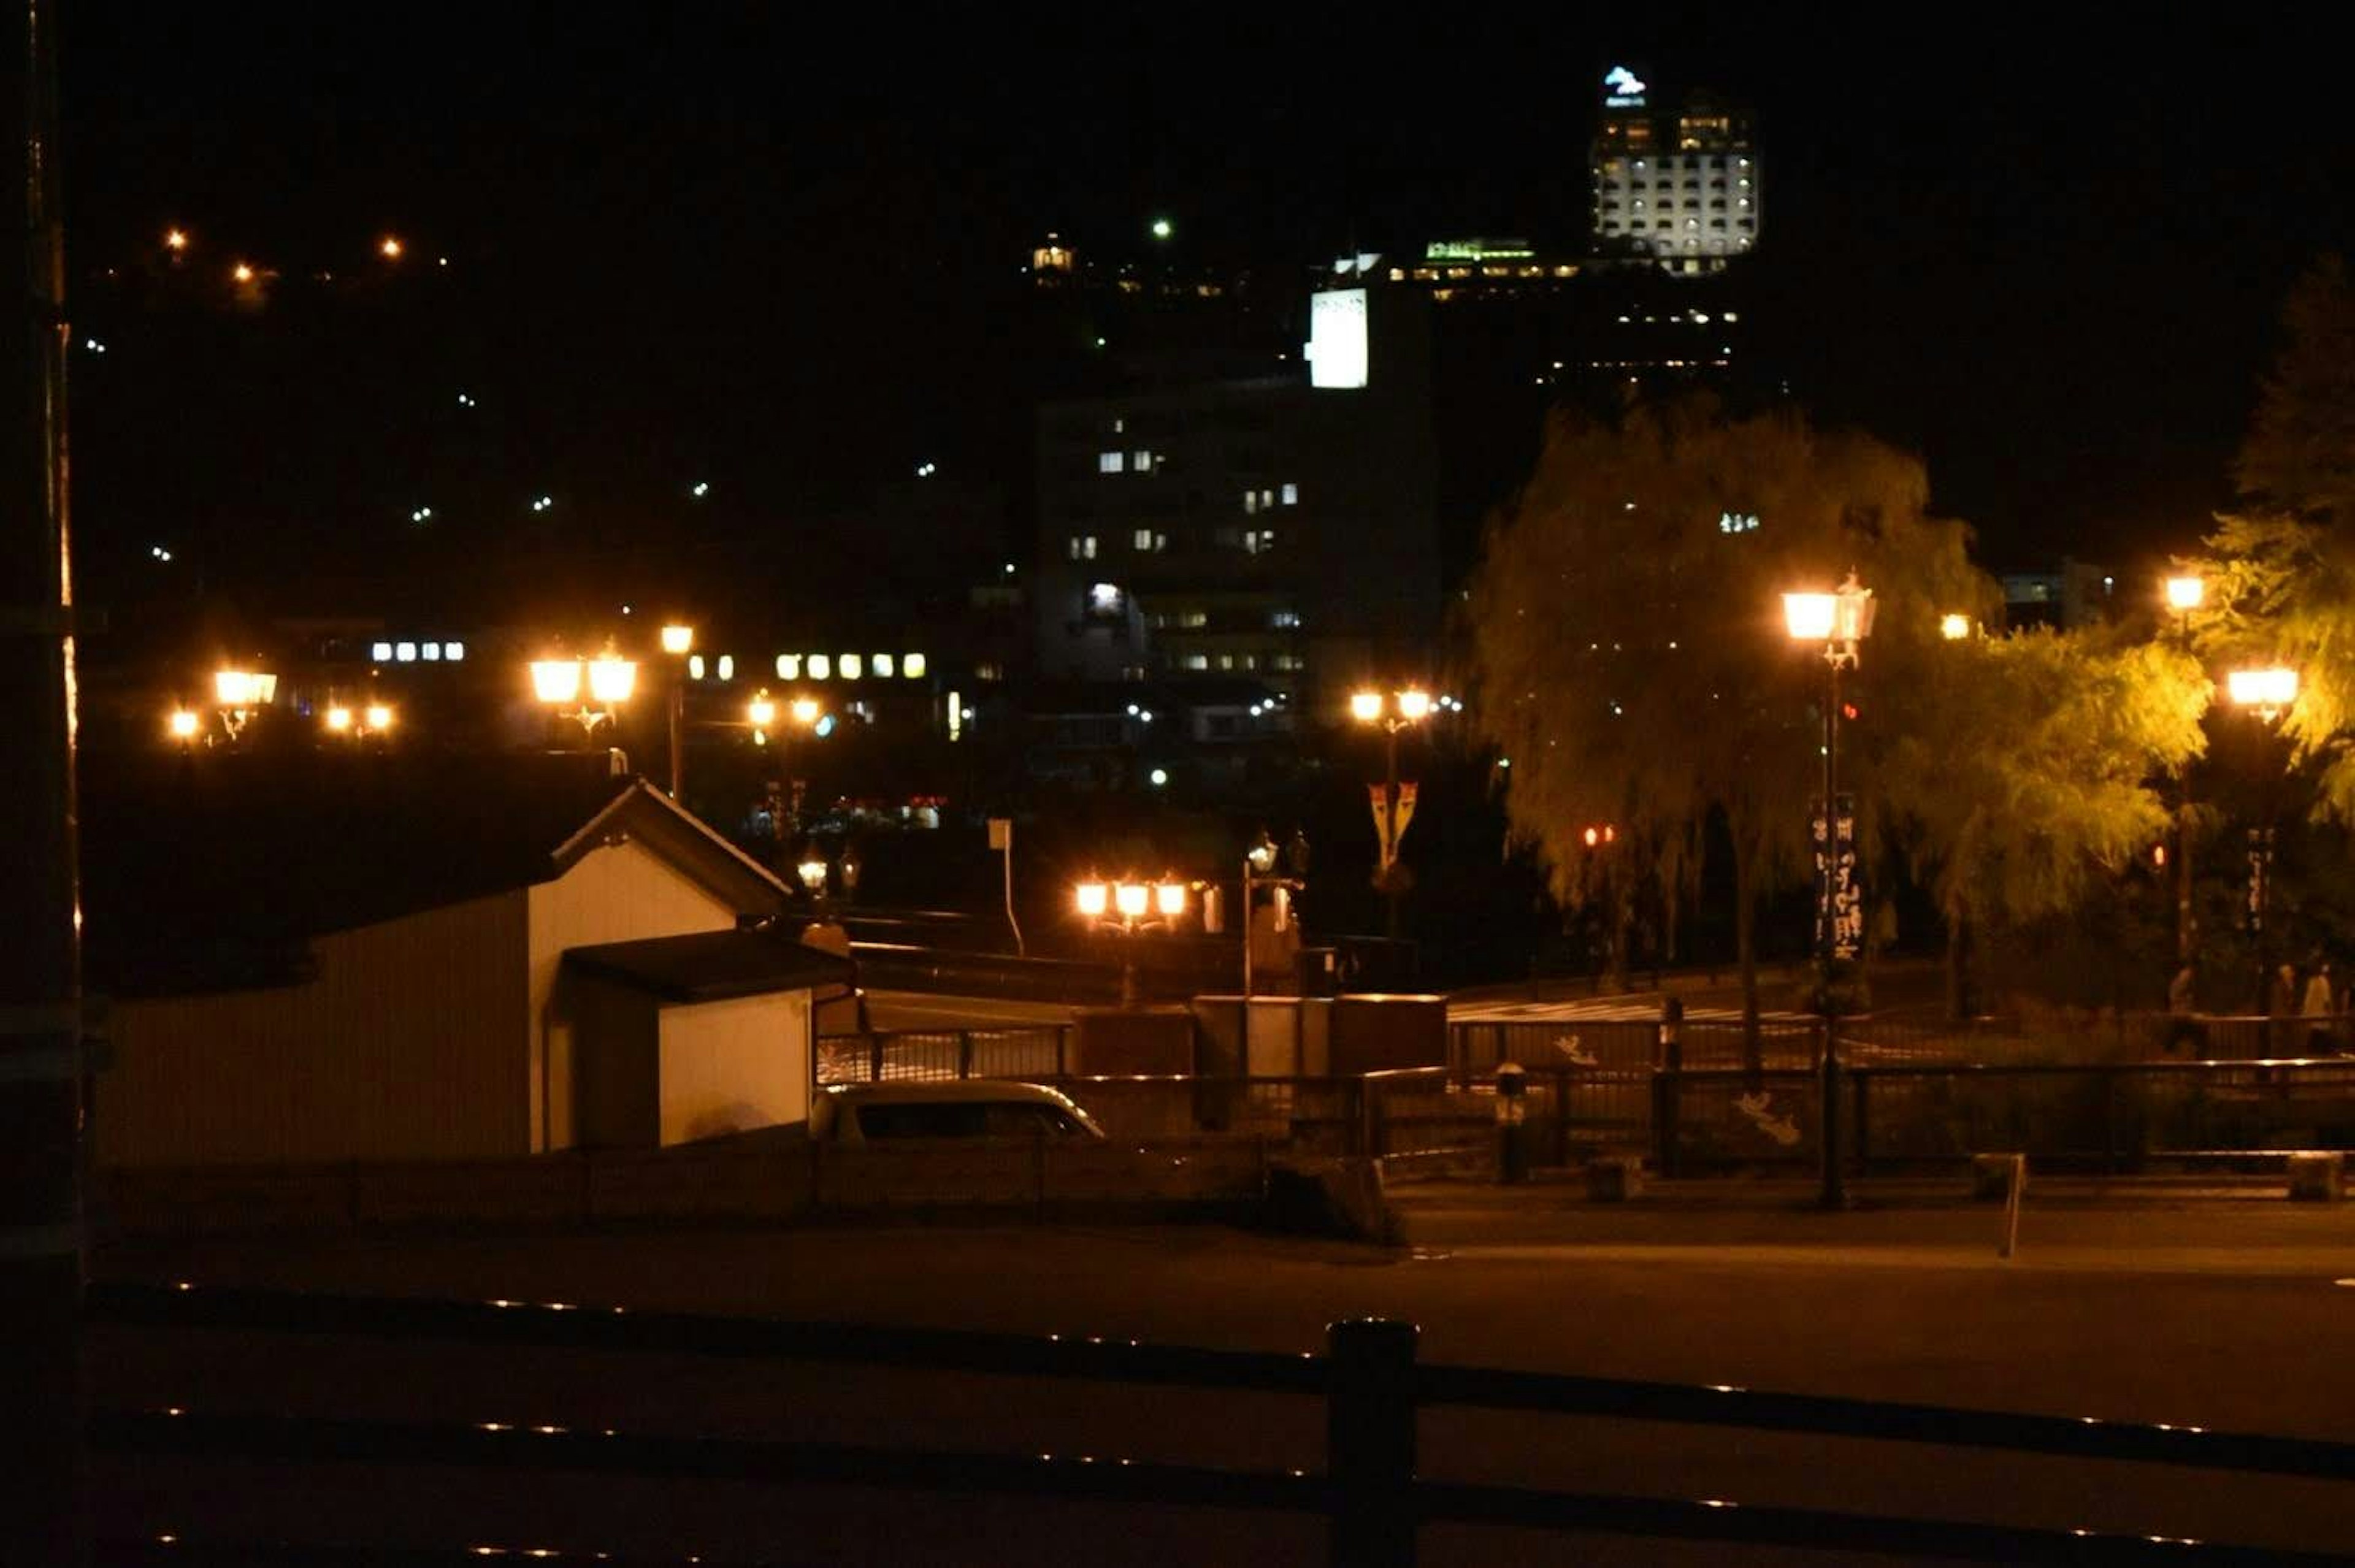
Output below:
[88,1282,2355,1566]
[816,1024,1076,1085]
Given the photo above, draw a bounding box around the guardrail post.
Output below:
[868,1033,885,1083]
[957,1030,974,1080]
[1055,1024,1069,1078]
[1551,1067,1570,1168]
[1327,1318,1419,1568]
[1820,1021,1847,1210]
[1851,1070,1871,1180]
[1651,1042,1682,1179]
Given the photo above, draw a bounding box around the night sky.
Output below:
[58,6,2355,623]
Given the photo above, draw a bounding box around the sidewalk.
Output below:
[1388,1171,2355,1276]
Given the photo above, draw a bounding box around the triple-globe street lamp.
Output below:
[1350,687,1433,939]
[1075,876,1188,1008]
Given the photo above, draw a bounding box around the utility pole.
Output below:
[2,0,88,1559]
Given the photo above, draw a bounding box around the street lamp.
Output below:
[1241,828,1309,998]
[1351,686,1433,938]
[212,667,277,742]
[2162,573,2205,968]
[1784,572,1873,1212]
[1939,613,1974,641]
[533,649,637,741]
[1076,874,1189,1008]
[2226,665,2299,1020]
[748,690,777,742]
[659,622,694,797]
[167,708,200,744]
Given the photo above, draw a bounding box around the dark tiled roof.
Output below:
[563,928,854,1003]
[78,751,779,993]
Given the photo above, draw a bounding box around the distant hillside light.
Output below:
[1151,217,1173,240]
[380,235,404,259]
[164,227,189,253]
[230,261,255,284]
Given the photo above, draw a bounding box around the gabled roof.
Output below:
[82,752,790,995]
[563,928,854,1004]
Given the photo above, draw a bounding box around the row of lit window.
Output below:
[1603,177,1753,193]
[1606,218,1758,232]
[687,652,929,683]
[1151,607,1303,632]
[371,640,465,664]
[1174,651,1304,673]
[1398,264,1578,283]
[1650,238,1750,254]
[1098,449,1157,474]
[1243,484,1298,513]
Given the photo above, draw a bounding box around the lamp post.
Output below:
[322,701,394,741]
[1782,572,1873,1212]
[2164,575,2205,969]
[531,648,637,750]
[1241,828,1309,998]
[2227,665,2298,1019]
[659,622,694,798]
[211,666,277,743]
[1350,686,1432,939]
[1076,876,1188,1008]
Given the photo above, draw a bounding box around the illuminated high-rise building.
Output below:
[1590,66,1760,275]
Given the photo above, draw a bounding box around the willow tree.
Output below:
[1882,629,2208,1019]
[1467,395,1988,1060]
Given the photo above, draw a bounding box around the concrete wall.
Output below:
[99,891,530,1166]
[657,990,810,1145]
[527,836,744,1150]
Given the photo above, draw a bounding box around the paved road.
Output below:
[92,1193,2355,1564]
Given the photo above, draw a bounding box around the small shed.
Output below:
[562,929,851,1147]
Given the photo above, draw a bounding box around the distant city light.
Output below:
[1149,768,1169,787]
[691,480,710,498]
[364,703,394,731]
[443,641,465,662]
[148,545,172,562]
[1151,218,1173,240]
[83,338,105,354]
[168,709,199,740]
[457,392,476,407]
[380,235,404,259]
[231,262,255,284]
[410,506,432,524]
[914,461,937,478]
[370,641,392,662]
[164,228,189,253]
[530,495,553,512]
[394,641,417,662]
[324,706,354,733]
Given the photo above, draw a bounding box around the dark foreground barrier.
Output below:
[87,1282,2355,1566]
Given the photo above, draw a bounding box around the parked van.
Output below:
[810,1080,1106,1147]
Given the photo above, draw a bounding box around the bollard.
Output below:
[1818,1026,1846,1210]
[1494,1062,1528,1184]
[1327,1318,1419,1568]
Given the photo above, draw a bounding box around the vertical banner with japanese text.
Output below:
[1812,794,1861,960]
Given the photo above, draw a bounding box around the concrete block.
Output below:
[2287,1152,2345,1202]
[1971,1153,2024,1202]
[1585,1156,1644,1202]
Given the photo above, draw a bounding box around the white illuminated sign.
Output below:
[1604,65,1647,107]
[1306,288,1368,390]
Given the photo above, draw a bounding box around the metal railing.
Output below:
[816,1024,1076,1084]
[86,1282,2355,1566]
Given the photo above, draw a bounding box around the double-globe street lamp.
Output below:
[1350,686,1433,939]
[532,649,638,756]
[1076,876,1188,1009]
[2225,662,2300,1016]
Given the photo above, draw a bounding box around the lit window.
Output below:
[1133,449,1151,470]
[1271,610,1300,628]
[370,641,392,662]
[1281,483,1298,506]
[1243,490,1259,515]
[1098,451,1125,473]
[717,654,735,681]
[1217,653,1236,671]
[810,654,830,680]
[903,653,927,679]
[421,641,442,662]
[976,661,1003,681]
[1273,653,1304,671]
[1068,536,1082,560]
[443,641,465,661]
[777,654,801,680]
[394,641,416,662]
[1084,535,1097,559]
[840,654,862,680]
[873,654,895,678]
[1181,653,1209,671]
[688,655,706,680]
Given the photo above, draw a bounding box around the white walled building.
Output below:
[1590,67,1761,274]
